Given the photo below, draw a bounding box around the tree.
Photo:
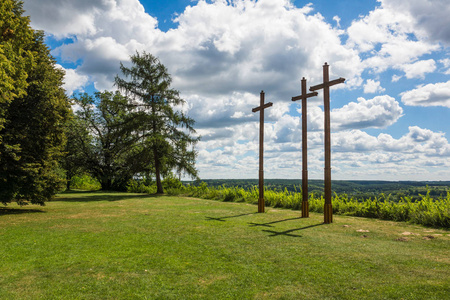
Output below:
[61,115,91,190]
[0,0,32,133]
[0,1,70,205]
[115,51,199,193]
[71,91,153,191]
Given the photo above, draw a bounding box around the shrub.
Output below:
[70,174,101,191]
[177,182,450,229]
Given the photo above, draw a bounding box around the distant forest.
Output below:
[184,179,450,201]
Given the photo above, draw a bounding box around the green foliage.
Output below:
[69,174,101,191]
[70,91,151,191]
[115,51,199,193]
[0,0,33,130]
[126,174,185,195]
[191,179,450,200]
[0,1,70,205]
[149,183,450,228]
[60,115,92,190]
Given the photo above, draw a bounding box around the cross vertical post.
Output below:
[252,90,273,213]
[310,63,345,224]
[292,78,317,218]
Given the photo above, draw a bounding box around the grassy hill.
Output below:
[1,191,449,299]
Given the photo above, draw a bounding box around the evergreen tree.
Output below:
[0,0,32,136]
[0,1,70,205]
[115,51,199,193]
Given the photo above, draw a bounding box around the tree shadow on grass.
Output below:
[262,223,324,238]
[54,191,160,203]
[0,208,46,216]
[206,213,258,222]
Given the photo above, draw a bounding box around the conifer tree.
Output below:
[115,52,199,193]
[0,1,70,205]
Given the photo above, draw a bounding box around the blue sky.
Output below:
[23,0,450,181]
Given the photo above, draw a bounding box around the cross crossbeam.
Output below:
[292,77,318,218]
[252,102,273,112]
[310,77,345,91]
[252,90,273,213]
[309,63,345,224]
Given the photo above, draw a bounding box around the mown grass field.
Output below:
[1,191,449,299]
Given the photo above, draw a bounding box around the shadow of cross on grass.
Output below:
[249,217,324,237]
[248,217,303,228]
[206,213,257,222]
[262,223,324,238]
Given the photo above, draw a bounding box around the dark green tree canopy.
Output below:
[71,91,150,191]
[0,0,33,132]
[115,51,199,193]
[0,0,70,205]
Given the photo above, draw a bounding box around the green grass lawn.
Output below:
[1,191,449,299]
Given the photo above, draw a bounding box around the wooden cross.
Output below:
[310,63,345,224]
[252,90,273,213]
[292,78,318,218]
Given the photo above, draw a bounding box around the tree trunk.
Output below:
[101,177,112,191]
[66,177,71,191]
[154,146,164,194]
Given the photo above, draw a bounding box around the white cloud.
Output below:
[24,0,160,40]
[401,81,450,107]
[24,0,161,91]
[153,0,363,97]
[381,0,450,46]
[363,79,385,93]
[333,15,341,27]
[333,130,378,152]
[21,0,450,180]
[23,0,364,99]
[332,95,403,130]
[397,59,436,79]
[391,75,402,82]
[56,65,89,96]
[439,58,450,74]
[185,92,261,129]
[346,1,441,74]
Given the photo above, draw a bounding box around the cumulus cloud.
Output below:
[346,0,441,74]
[363,79,385,93]
[332,96,403,130]
[397,59,436,79]
[21,0,450,180]
[159,0,362,99]
[24,0,160,40]
[25,0,161,91]
[439,58,450,74]
[23,0,365,99]
[56,65,89,95]
[381,0,450,46]
[400,81,450,107]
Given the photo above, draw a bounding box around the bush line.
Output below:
[127,180,450,229]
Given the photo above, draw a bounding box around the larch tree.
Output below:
[115,51,199,193]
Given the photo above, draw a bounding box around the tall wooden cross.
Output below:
[252,90,273,213]
[292,78,318,218]
[310,63,345,224]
